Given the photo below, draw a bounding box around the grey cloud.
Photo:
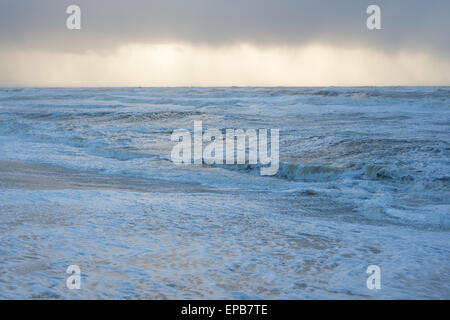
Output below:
[0,0,449,54]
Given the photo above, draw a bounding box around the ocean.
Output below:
[0,87,449,299]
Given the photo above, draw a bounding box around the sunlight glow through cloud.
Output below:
[1,43,449,87]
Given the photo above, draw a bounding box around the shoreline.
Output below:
[0,159,214,194]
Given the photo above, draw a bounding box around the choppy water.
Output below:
[0,87,449,299]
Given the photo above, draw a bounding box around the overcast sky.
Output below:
[0,0,449,86]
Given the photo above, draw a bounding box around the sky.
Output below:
[0,0,449,87]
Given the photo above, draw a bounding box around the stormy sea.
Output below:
[0,87,449,299]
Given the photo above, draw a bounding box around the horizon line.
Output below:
[1,85,449,89]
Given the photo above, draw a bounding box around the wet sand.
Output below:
[0,159,215,193]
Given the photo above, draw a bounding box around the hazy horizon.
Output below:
[2,85,450,89]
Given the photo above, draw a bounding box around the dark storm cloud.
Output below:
[0,0,448,53]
